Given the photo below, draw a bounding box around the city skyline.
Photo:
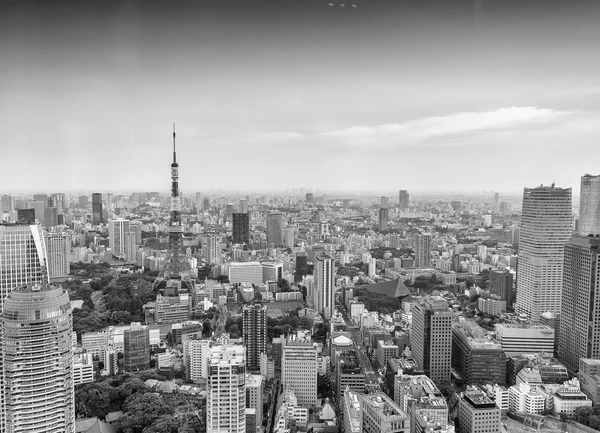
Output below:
[2,0,600,192]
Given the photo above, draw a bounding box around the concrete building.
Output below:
[92,193,103,225]
[246,374,263,430]
[458,385,500,433]
[578,359,600,406]
[313,252,335,319]
[229,262,264,284]
[183,338,211,381]
[206,345,246,433]
[343,389,362,433]
[495,323,555,356]
[553,388,592,418]
[243,304,267,372]
[233,212,250,244]
[477,296,507,316]
[266,213,285,246]
[108,218,130,257]
[282,332,318,407]
[558,235,600,372]
[2,282,75,433]
[578,174,600,236]
[73,353,95,386]
[45,232,70,279]
[452,319,506,386]
[399,190,410,211]
[508,383,546,414]
[123,324,150,372]
[489,269,514,306]
[515,184,572,323]
[393,373,448,432]
[377,339,400,368]
[378,208,389,231]
[410,296,453,386]
[336,350,365,404]
[360,393,410,433]
[414,233,432,269]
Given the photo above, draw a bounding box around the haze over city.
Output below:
[2,0,600,193]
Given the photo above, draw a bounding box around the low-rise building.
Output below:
[360,393,410,433]
[509,383,546,414]
[377,339,400,368]
[579,358,600,406]
[73,353,95,386]
[458,385,501,433]
[342,388,362,433]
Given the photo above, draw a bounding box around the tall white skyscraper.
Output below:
[2,282,75,433]
[46,232,70,279]
[515,184,572,323]
[0,223,49,432]
[579,174,600,236]
[206,345,247,433]
[282,332,318,408]
[108,218,130,257]
[204,235,221,265]
[313,252,335,319]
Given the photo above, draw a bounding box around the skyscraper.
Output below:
[313,252,335,319]
[493,192,500,213]
[558,235,600,372]
[399,190,410,210]
[381,196,390,209]
[282,332,318,407]
[378,208,388,231]
[46,232,70,280]
[489,269,514,306]
[410,296,453,386]
[27,200,45,224]
[240,199,248,214]
[195,192,202,211]
[204,235,221,265]
[242,304,267,371]
[305,192,314,203]
[1,282,75,433]
[0,223,49,431]
[515,184,572,323]
[206,345,246,433]
[92,193,103,225]
[233,212,250,244]
[266,213,284,247]
[579,174,600,236]
[414,233,432,268]
[108,218,130,257]
[16,208,35,224]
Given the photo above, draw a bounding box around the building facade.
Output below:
[313,252,335,319]
[489,269,514,306]
[233,212,250,244]
[414,233,432,269]
[458,386,500,433]
[360,393,410,433]
[579,174,600,236]
[242,304,267,372]
[108,218,131,257]
[515,185,572,323]
[92,193,103,225]
[2,283,75,433]
[123,324,150,372]
[266,213,284,247]
[46,232,70,279]
[282,332,318,408]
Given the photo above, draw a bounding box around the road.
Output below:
[338,304,382,394]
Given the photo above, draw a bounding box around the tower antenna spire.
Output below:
[172,122,176,163]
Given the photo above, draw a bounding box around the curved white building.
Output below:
[2,283,75,433]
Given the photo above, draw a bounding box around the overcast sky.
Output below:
[1,0,599,194]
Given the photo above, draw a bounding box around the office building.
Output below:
[282,332,318,407]
[124,231,137,263]
[393,373,448,431]
[381,196,390,209]
[343,389,362,433]
[458,386,501,433]
[399,190,410,210]
[1,195,15,213]
[414,233,432,268]
[233,212,250,244]
[2,282,75,433]
[108,218,130,257]
[195,192,202,211]
[410,296,453,385]
[16,208,35,224]
[579,174,600,236]
[229,262,264,284]
[336,350,365,403]
[495,323,554,356]
[558,235,600,372]
[27,200,45,224]
[123,324,150,371]
[92,193,103,225]
[489,269,514,306]
[246,374,263,430]
[452,319,506,386]
[266,213,284,246]
[204,235,221,265]
[378,208,389,231]
[46,232,70,279]
[285,227,295,248]
[377,339,399,368]
[206,345,246,433]
[44,206,58,228]
[243,304,267,372]
[313,252,335,319]
[579,359,600,405]
[240,199,248,214]
[360,393,410,433]
[305,192,314,203]
[515,184,572,323]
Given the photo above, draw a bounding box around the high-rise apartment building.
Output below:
[123,324,150,372]
[579,174,600,236]
[558,235,600,372]
[399,190,410,210]
[108,218,131,257]
[92,193,103,225]
[489,269,514,306]
[2,282,75,433]
[282,332,318,407]
[206,345,246,433]
[414,233,432,268]
[313,252,335,319]
[46,232,70,280]
[410,296,453,385]
[515,184,572,323]
[243,304,267,371]
[246,374,263,430]
[204,235,221,265]
[233,213,250,244]
[183,338,211,381]
[266,213,285,246]
[378,208,388,231]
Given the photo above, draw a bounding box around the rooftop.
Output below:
[361,393,408,420]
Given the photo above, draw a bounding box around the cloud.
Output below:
[317,106,574,147]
